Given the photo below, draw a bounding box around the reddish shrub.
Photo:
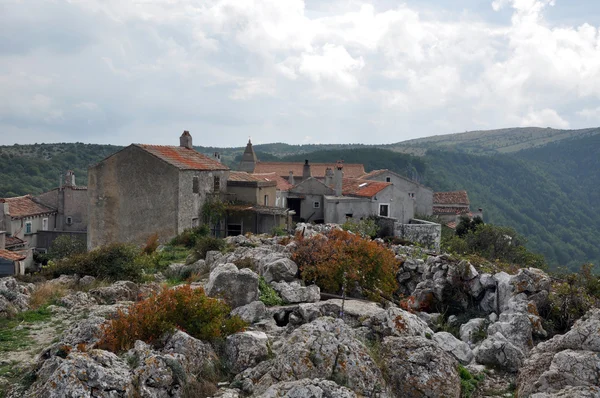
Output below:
[292,229,399,301]
[97,285,246,352]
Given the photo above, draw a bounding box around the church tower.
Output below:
[239,139,258,172]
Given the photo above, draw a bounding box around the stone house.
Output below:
[0,246,28,276]
[0,195,57,249]
[362,169,433,216]
[88,131,230,249]
[433,190,483,228]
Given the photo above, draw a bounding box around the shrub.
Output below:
[97,285,246,353]
[43,243,142,282]
[341,217,379,239]
[292,229,399,301]
[48,235,86,260]
[458,365,484,398]
[29,283,68,309]
[143,233,160,255]
[170,225,210,248]
[194,236,226,260]
[258,277,284,306]
[271,226,287,237]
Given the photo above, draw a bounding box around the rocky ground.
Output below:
[1,223,599,397]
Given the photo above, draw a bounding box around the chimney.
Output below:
[213,152,221,163]
[334,161,343,197]
[324,167,334,186]
[288,171,295,186]
[64,170,76,187]
[302,159,311,180]
[180,130,193,149]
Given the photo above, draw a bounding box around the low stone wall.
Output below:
[394,219,441,252]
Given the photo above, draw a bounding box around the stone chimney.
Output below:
[288,171,295,186]
[324,167,334,186]
[0,231,5,250]
[302,159,311,180]
[64,170,76,187]
[334,161,344,197]
[180,131,193,149]
[213,152,221,163]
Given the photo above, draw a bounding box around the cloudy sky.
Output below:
[1,0,600,147]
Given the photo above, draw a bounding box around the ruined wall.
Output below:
[88,145,180,249]
[226,184,276,207]
[394,219,441,252]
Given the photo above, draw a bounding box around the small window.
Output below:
[42,218,48,231]
[379,204,389,217]
[386,177,391,183]
[345,213,353,219]
[264,195,269,206]
[66,216,73,225]
[25,221,32,234]
[192,218,200,228]
[408,192,415,199]
[227,224,242,236]
[313,201,320,209]
[193,176,199,193]
[214,176,221,192]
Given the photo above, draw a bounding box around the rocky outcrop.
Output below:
[380,336,461,398]
[0,277,31,317]
[258,379,357,398]
[205,264,259,308]
[260,258,298,283]
[271,281,320,304]
[432,332,473,365]
[231,301,268,324]
[474,332,526,372]
[225,331,270,374]
[89,281,139,304]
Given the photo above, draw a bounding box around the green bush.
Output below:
[458,365,484,398]
[48,235,87,260]
[259,277,284,306]
[170,225,210,248]
[42,243,143,282]
[341,217,379,239]
[194,236,226,260]
[271,226,287,237]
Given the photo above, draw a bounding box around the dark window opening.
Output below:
[386,177,391,182]
[227,224,242,236]
[379,204,389,217]
[214,176,221,192]
[193,177,199,193]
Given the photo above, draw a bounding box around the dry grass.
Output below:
[29,283,69,309]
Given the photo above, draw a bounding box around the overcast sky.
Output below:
[1,0,600,147]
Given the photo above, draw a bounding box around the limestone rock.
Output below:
[162,330,219,376]
[511,268,551,295]
[459,318,486,343]
[89,281,139,304]
[475,332,525,372]
[225,331,269,373]
[231,301,268,324]
[258,379,357,398]
[291,299,386,327]
[367,307,434,338]
[260,258,298,283]
[432,332,474,365]
[380,336,461,398]
[205,263,259,308]
[0,276,31,316]
[57,291,96,309]
[61,315,106,346]
[271,281,320,304]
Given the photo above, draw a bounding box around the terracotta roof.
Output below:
[228,171,266,182]
[433,191,470,206]
[341,178,391,198]
[5,236,26,249]
[252,173,293,191]
[446,222,457,230]
[253,162,366,179]
[0,195,57,219]
[361,170,387,179]
[433,206,471,215]
[135,144,229,171]
[0,249,26,261]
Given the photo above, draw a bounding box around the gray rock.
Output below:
[494,272,513,313]
[260,258,298,283]
[488,312,533,352]
[225,331,269,374]
[128,340,181,396]
[162,330,218,376]
[57,291,96,309]
[0,276,30,316]
[479,290,497,314]
[475,332,525,372]
[460,319,487,343]
[61,315,106,346]
[530,386,600,398]
[479,273,496,289]
[271,281,320,303]
[432,332,474,365]
[231,301,268,324]
[366,307,434,338]
[89,281,139,304]
[511,267,551,295]
[205,263,259,308]
[292,299,386,327]
[380,336,461,398]
[258,379,357,398]
[78,275,96,287]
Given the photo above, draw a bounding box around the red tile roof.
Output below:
[253,162,366,179]
[0,249,26,261]
[361,169,387,179]
[433,191,470,206]
[5,236,25,249]
[252,173,293,191]
[0,195,57,219]
[433,206,471,215]
[136,145,229,171]
[228,171,266,182]
[341,178,391,198]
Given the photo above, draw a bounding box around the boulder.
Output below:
[89,281,139,304]
[459,318,486,343]
[271,281,320,304]
[487,312,533,351]
[57,291,96,309]
[494,272,513,313]
[78,275,96,287]
[205,264,259,309]
[0,276,31,316]
[128,340,183,396]
[225,331,269,373]
[260,258,298,283]
[61,315,106,346]
[475,332,525,372]
[380,336,461,398]
[367,307,434,338]
[511,268,551,295]
[432,332,474,365]
[231,301,268,324]
[234,317,386,396]
[162,330,219,376]
[291,299,386,327]
[258,379,357,398]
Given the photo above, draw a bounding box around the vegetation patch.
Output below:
[0,306,53,352]
[258,277,284,306]
[458,365,484,398]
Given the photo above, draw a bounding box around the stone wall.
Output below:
[36,231,87,251]
[394,219,441,252]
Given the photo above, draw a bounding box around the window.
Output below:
[408,192,415,199]
[66,216,73,225]
[313,201,320,208]
[227,224,242,236]
[379,204,389,217]
[193,176,199,193]
[42,218,48,231]
[25,222,32,234]
[345,213,353,219]
[386,177,391,183]
[214,176,220,192]
[264,195,269,206]
[192,218,200,228]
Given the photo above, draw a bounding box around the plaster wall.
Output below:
[226,185,276,207]
[364,171,433,216]
[324,196,372,224]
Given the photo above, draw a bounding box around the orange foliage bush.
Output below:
[292,229,399,301]
[143,233,160,255]
[98,285,246,352]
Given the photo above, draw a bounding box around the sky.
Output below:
[1,0,600,147]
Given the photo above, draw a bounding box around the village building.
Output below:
[88,132,289,249]
[433,190,483,228]
[0,194,57,249]
[0,237,28,276]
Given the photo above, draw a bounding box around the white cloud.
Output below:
[521,108,569,128]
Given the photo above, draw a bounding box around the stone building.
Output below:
[433,190,483,228]
[0,195,57,249]
[88,131,230,249]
